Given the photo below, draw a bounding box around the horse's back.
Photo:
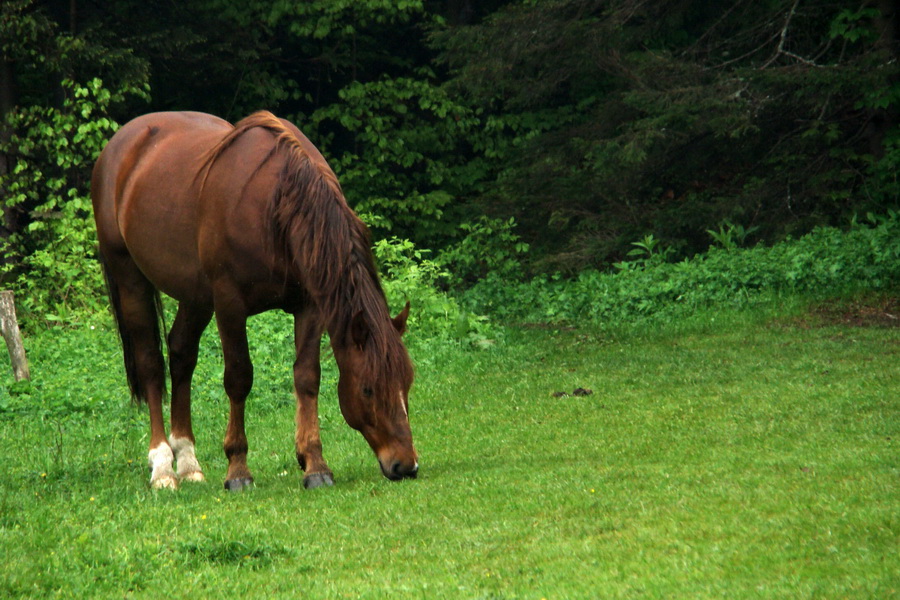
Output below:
[92,112,233,303]
[93,111,231,231]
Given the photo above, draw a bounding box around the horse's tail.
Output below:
[99,253,167,404]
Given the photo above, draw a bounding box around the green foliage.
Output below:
[3,0,898,338]
[434,0,900,269]
[0,0,54,63]
[265,0,427,37]
[706,220,760,252]
[865,136,900,205]
[0,78,146,321]
[195,0,435,119]
[1,0,151,324]
[437,216,529,287]
[829,7,882,44]
[310,76,484,243]
[373,237,493,347]
[462,212,900,325]
[0,0,150,108]
[619,233,674,267]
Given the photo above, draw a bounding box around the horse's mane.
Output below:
[201,111,413,410]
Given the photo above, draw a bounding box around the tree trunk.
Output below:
[869,0,899,157]
[875,0,898,53]
[70,0,78,35]
[0,59,17,259]
[1,291,30,381]
[445,0,474,25]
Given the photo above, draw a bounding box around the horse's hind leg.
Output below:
[168,303,213,483]
[293,307,333,488]
[104,254,175,489]
[213,297,255,491]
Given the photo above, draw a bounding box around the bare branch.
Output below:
[761,0,823,69]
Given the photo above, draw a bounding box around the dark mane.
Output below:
[202,111,413,409]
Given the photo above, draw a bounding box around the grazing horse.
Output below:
[91,111,418,491]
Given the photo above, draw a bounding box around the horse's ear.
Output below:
[392,301,410,335]
[350,311,370,349]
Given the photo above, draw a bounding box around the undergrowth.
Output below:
[457,212,900,327]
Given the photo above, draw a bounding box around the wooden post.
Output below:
[0,290,30,381]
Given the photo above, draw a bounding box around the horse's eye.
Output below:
[362,386,373,398]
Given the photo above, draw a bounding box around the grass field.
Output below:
[0,298,897,598]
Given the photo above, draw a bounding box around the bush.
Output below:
[0,78,147,323]
[460,211,900,325]
[373,237,493,347]
[436,216,529,288]
[309,76,484,246]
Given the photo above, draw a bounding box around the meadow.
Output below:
[0,297,897,598]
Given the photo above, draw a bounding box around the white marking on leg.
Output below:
[148,442,178,489]
[169,435,205,482]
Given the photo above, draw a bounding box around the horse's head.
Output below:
[332,302,418,480]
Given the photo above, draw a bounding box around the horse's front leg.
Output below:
[294,307,333,489]
[214,303,255,491]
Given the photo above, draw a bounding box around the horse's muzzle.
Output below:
[382,459,418,481]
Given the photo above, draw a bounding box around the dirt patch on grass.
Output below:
[783,296,900,329]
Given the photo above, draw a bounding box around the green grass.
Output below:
[0,299,898,598]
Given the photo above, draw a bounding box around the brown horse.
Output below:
[91,111,417,491]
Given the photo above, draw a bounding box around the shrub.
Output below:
[437,216,529,288]
[373,237,493,347]
[0,78,147,323]
[460,211,900,326]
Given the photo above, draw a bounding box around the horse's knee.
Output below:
[223,363,253,401]
[293,375,320,399]
[168,345,199,382]
[293,359,320,397]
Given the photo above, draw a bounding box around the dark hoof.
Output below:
[224,477,254,492]
[303,472,334,489]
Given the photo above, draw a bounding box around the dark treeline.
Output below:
[1,0,898,291]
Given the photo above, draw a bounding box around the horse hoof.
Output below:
[303,472,334,489]
[151,475,179,490]
[179,470,205,483]
[224,477,254,492]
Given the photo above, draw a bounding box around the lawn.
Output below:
[0,299,897,598]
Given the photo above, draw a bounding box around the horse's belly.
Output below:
[124,214,212,305]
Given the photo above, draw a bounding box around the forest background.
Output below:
[0,0,898,328]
